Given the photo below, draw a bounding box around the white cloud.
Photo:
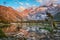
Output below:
[19,2,24,5]
[26,3,30,6]
[32,5,36,7]
[17,6,25,12]
[36,0,59,5]
[36,0,49,5]
[25,2,31,8]
[37,0,43,3]
[26,3,37,8]
[25,3,30,6]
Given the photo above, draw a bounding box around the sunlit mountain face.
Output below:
[0,5,22,23]
[26,7,47,20]
[20,4,60,20]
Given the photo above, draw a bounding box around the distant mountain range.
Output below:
[24,4,60,20]
[0,4,60,23]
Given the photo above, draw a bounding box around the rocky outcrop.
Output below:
[0,5,21,23]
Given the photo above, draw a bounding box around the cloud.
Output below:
[17,6,25,12]
[51,0,59,3]
[25,3,37,8]
[25,2,31,8]
[37,0,43,3]
[25,3,30,6]
[19,2,24,5]
[36,0,59,5]
[36,0,49,5]
[26,3,30,6]
[32,5,36,7]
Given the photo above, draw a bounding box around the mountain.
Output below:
[18,6,48,20]
[0,3,60,22]
[27,7,47,20]
[21,3,60,20]
[0,5,21,23]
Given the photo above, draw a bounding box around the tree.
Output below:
[46,12,57,38]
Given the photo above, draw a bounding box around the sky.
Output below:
[0,0,60,9]
[0,0,40,9]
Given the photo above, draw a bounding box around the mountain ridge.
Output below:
[0,4,60,23]
[0,5,22,23]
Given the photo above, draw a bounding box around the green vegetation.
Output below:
[44,27,53,32]
[0,28,7,38]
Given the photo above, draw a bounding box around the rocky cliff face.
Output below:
[22,4,60,20]
[0,5,21,23]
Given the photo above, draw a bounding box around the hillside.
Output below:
[0,5,21,23]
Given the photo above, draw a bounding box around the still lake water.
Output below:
[0,22,58,40]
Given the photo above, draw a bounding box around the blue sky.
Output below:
[0,0,40,9]
[0,0,60,9]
